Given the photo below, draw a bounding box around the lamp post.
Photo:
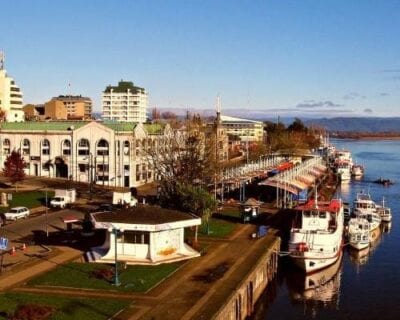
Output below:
[110,227,123,287]
[45,186,48,238]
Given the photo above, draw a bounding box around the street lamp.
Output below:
[109,227,123,287]
[84,153,94,200]
[45,186,49,238]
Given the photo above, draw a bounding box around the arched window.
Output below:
[3,139,10,155]
[41,139,50,155]
[62,140,71,155]
[123,141,130,155]
[22,139,30,155]
[78,139,90,156]
[97,139,109,156]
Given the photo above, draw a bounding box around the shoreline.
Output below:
[334,136,400,141]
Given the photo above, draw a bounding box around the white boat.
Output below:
[353,191,391,222]
[347,217,369,250]
[335,150,353,163]
[336,161,352,181]
[351,164,364,177]
[289,198,344,273]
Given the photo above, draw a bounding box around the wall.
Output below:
[213,237,281,320]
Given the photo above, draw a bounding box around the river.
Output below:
[256,139,400,320]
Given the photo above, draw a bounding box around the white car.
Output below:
[50,196,67,208]
[4,207,30,221]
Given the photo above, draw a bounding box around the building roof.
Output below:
[220,115,262,124]
[52,95,92,102]
[0,121,89,131]
[143,123,166,135]
[102,121,138,132]
[93,206,198,225]
[103,80,145,94]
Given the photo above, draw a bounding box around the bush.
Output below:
[10,304,55,320]
[91,267,114,282]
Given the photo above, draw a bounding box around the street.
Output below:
[0,208,85,242]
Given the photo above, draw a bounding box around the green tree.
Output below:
[179,184,217,235]
[2,150,26,191]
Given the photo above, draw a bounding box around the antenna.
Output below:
[216,94,221,114]
[68,82,72,96]
[314,184,318,209]
[0,51,4,70]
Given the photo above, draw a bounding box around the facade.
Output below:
[102,80,148,123]
[0,54,24,122]
[50,95,92,119]
[220,115,264,143]
[23,95,92,121]
[0,121,169,188]
[88,206,201,265]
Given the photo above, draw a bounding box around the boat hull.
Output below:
[349,240,369,250]
[290,249,342,274]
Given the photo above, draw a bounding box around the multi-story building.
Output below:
[0,53,24,122]
[50,95,93,119]
[220,115,264,142]
[102,80,147,123]
[0,121,168,188]
[23,95,93,121]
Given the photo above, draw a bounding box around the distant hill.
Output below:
[305,117,400,132]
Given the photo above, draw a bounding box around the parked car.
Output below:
[4,207,30,221]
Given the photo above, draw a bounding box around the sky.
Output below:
[1,0,400,118]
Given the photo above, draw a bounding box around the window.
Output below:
[97,139,109,156]
[62,140,71,155]
[22,139,30,155]
[79,163,87,173]
[124,231,149,244]
[3,139,10,155]
[123,141,130,155]
[41,139,50,155]
[124,165,129,175]
[78,139,90,156]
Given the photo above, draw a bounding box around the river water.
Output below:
[257,139,400,320]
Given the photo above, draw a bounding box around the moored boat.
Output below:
[347,217,369,250]
[289,198,344,273]
[353,191,391,223]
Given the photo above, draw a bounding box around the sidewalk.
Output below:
[0,246,82,291]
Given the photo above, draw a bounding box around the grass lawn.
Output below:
[0,190,54,213]
[28,261,183,293]
[200,218,237,237]
[0,292,129,320]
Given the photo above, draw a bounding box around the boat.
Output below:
[335,160,352,181]
[376,201,392,222]
[289,198,344,273]
[353,191,391,223]
[347,217,369,250]
[373,178,394,186]
[351,164,364,177]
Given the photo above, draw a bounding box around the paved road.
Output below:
[0,208,85,242]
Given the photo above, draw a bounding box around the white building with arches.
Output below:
[0,121,169,188]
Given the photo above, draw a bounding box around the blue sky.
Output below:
[1,0,400,117]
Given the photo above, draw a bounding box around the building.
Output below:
[220,115,264,143]
[23,95,93,121]
[87,206,201,265]
[102,80,148,123]
[0,53,24,122]
[50,95,93,119]
[0,120,169,188]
